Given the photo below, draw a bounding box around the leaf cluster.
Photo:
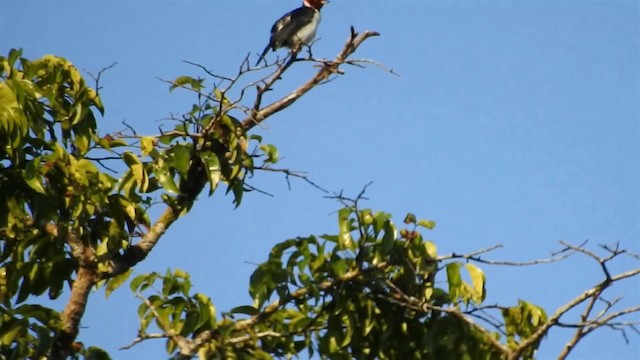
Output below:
[0,49,278,358]
[130,208,548,359]
[0,49,112,358]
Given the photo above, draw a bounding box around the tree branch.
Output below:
[52,229,98,359]
[102,27,381,281]
[517,268,640,360]
[242,27,380,131]
[437,241,582,266]
[107,205,183,278]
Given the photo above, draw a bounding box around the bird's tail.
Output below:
[255,45,271,66]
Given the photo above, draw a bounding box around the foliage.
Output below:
[130,208,548,359]
[0,48,277,358]
[0,39,638,360]
[1,49,105,358]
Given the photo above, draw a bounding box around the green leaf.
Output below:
[118,196,137,221]
[98,136,127,149]
[170,75,203,92]
[7,48,22,67]
[250,134,263,143]
[88,88,105,116]
[154,158,179,194]
[331,259,348,277]
[105,269,133,298]
[85,346,112,360]
[174,268,188,279]
[24,157,46,194]
[229,305,259,316]
[423,287,433,301]
[195,293,216,327]
[372,211,392,234]
[231,180,244,208]
[446,262,463,302]
[158,133,178,145]
[360,209,374,225]
[425,241,437,258]
[162,273,179,297]
[15,304,57,325]
[338,208,353,249]
[168,144,192,175]
[259,144,279,163]
[201,151,221,195]
[249,265,268,308]
[381,220,395,253]
[465,263,485,303]
[140,136,155,156]
[171,76,194,90]
[34,325,54,357]
[291,316,313,331]
[403,213,417,224]
[123,151,149,192]
[0,322,21,345]
[417,219,436,230]
[214,88,230,105]
[130,273,158,293]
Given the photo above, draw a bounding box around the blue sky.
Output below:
[1,1,638,359]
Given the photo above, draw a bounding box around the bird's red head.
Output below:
[303,0,329,10]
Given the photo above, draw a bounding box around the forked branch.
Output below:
[243,27,380,130]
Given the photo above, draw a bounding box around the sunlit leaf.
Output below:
[417,219,436,230]
[140,136,155,156]
[105,269,133,298]
[170,75,203,92]
[446,262,462,302]
[425,241,437,258]
[154,158,179,194]
[465,263,485,303]
[338,208,353,249]
[259,144,279,164]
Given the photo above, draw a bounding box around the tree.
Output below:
[0,28,638,359]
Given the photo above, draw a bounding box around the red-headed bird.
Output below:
[256,0,329,66]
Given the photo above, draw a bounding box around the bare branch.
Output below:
[254,165,329,193]
[120,333,167,350]
[243,183,275,197]
[183,60,231,82]
[437,242,577,266]
[525,267,640,360]
[324,181,373,207]
[85,61,118,93]
[121,119,138,136]
[242,28,381,131]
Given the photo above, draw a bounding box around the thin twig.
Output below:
[255,166,329,193]
[86,62,118,93]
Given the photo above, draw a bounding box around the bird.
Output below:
[255,0,329,66]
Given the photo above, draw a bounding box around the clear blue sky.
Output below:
[2,1,638,359]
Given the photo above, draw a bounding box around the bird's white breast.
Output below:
[294,10,321,46]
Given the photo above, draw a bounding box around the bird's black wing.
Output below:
[270,6,317,49]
